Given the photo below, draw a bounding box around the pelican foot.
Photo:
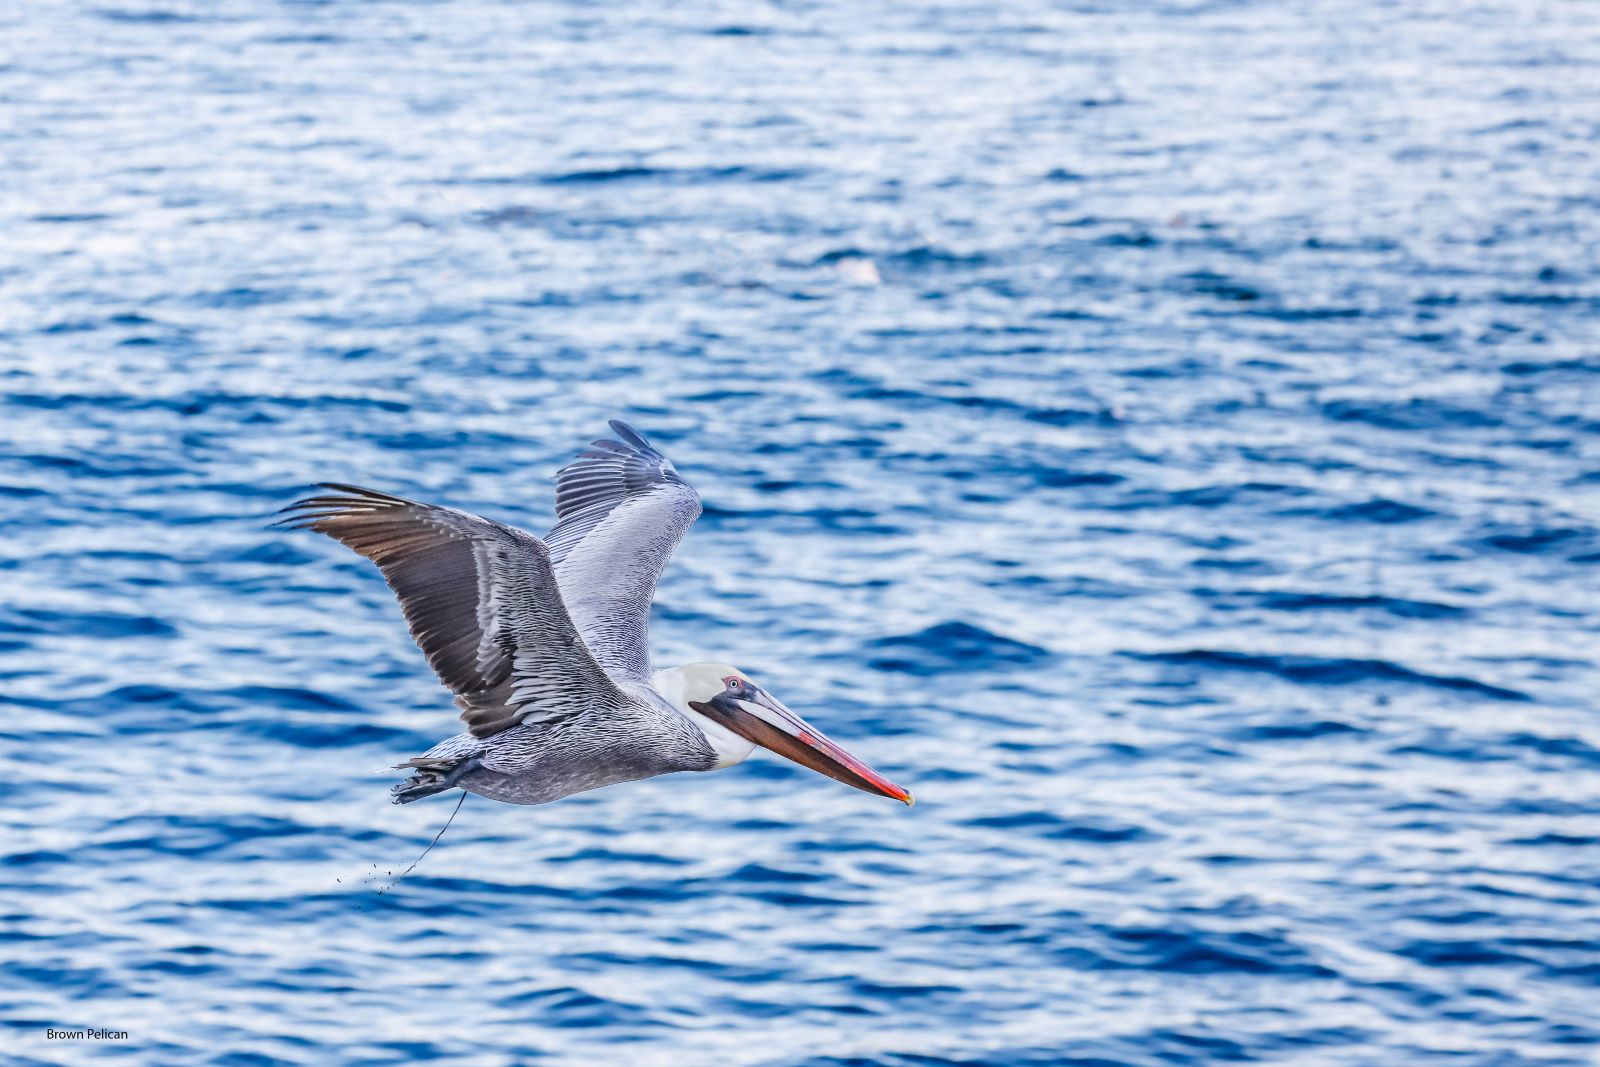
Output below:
[390,754,482,805]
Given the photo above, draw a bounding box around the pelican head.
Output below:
[658,662,914,805]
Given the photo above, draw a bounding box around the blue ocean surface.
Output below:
[2,1,1599,1064]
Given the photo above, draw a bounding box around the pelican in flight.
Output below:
[280,422,913,809]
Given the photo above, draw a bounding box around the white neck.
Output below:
[653,666,756,769]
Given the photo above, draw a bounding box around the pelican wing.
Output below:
[547,421,701,681]
[279,485,627,738]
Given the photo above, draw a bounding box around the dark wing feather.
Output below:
[547,421,701,681]
[278,484,626,738]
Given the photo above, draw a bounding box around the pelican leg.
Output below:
[390,754,483,805]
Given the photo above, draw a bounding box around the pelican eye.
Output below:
[725,678,740,691]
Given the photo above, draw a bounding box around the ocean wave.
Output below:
[1132,650,1530,701]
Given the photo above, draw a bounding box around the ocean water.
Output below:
[3,1,1599,1064]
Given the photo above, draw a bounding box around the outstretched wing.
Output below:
[279,485,627,738]
[547,421,701,681]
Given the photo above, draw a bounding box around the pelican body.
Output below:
[280,422,912,809]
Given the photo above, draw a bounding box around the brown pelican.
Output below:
[279,422,913,809]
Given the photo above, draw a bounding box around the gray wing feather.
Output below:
[547,421,701,681]
[279,484,627,738]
